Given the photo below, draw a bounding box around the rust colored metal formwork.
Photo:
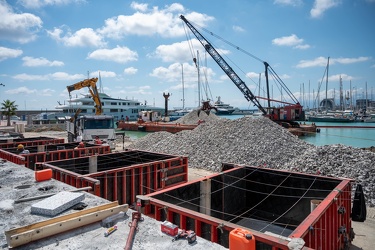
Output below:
[0,143,110,169]
[0,137,64,149]
[40,150,188,205]
[140,164,353,249]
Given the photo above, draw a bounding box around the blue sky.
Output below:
[0,0,374,111]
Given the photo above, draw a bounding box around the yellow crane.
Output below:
[66,77,103,115]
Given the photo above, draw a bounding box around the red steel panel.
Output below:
[141,166,350,249]
[290,179,352,250]
[122,170,127,205]
[131,169,135,204]
[113,172,118,201]
[40,153,187,207]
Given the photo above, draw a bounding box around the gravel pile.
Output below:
[129,115,312,170]
[172,109,222,124]
[129,113,375,206]
[282,144,375,206]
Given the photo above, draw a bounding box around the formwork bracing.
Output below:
[0,143,110,169]
[40,150,188,206]
[140,163,353,249]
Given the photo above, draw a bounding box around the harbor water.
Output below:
[116,115,375,149]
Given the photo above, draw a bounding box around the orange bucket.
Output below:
[35,169,52,182]
[229,228,255,250]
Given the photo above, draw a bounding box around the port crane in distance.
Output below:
[179,15,305,125]
[65,77,116,149]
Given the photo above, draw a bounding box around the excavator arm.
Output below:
[180,15,267,115]
[67,77,103,115]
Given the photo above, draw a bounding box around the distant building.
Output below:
[319,98,336,110]
[356,99,374,110]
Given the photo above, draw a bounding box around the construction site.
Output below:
[0,110,374,250]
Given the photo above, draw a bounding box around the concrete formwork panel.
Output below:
[0,142,110,169]
[0,137,64,149]
[40,150,188,206]
[141,164,352,250]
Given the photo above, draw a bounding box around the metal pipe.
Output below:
[124,199,143,250]
[124,212,141,250]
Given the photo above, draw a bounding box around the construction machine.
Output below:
[65,78,116,149]
[180,15,305,124]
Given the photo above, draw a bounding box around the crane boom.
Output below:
[180,15,267,115]
[66,77,103,115]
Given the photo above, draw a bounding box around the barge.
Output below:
[116,121,198,133]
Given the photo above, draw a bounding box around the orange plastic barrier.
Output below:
[229,228,255,250]
[35,169,52,182]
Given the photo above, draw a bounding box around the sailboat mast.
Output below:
[366,81,368,112]
[181,64,185,110]
[197,50,201,107]
[325,57,330,111]
[99,71,103,93]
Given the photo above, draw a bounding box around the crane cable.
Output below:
[185,18,300,105]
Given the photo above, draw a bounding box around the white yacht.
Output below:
[212,96,236,115]
[55,92,164,121]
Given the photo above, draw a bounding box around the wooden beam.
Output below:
[5,201,128,248]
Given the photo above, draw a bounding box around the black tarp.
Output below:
[351,184,367,222]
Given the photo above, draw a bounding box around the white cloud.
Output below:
[87,46,138,63]
[296,56,328,68]
[6,87,37,95]
[295,44,311,49]
[12,72,86,81]
[5,86,54,97]
[274,0,303,6]
[130,2,148,12]
[233,25,245,32]
[273,34,303,46]
[0,1,42,43]
[90,71,117,78]
[13,74,49,81]
[124,67,138,75]
[310,0,341,18]
[150,62,215,85]
[153,39,230,63]
[328,74,354,82]
[246,72,261,79]
[296,56,370,68]
[39,88,56,96]
[0,47,23,62]
[50,72,86,80]
[22,56,64,67]
[47,27,106,47]
[18,0,85,9]
[333,57,370,64]
[272,34,310,49]
[99,3,213,39]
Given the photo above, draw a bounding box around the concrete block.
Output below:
[31,191,85,216]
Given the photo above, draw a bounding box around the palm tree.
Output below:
[1,100,18,126]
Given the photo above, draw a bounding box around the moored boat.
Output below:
[308,115,355,123]
[56,92,164,121]
[363,114,375,123]
[211,96,236,115]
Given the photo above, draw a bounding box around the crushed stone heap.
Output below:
[172,109,221,125]
[130,116,312,170]
[129,116,375,207]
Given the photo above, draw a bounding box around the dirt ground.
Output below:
[20,131,375,249]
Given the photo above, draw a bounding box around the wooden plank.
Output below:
[5,201,128,248]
